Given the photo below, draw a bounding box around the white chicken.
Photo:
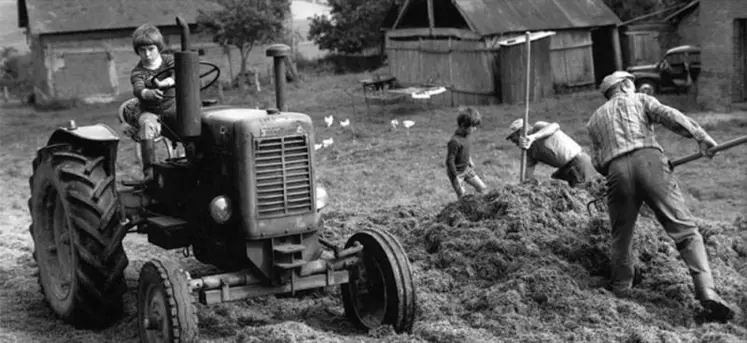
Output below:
[403,120,415,128]
[324,115,334,128]
[322,137,334,148]
[340,119,350,128]
[391,119,399,128]
[314,143,323,151]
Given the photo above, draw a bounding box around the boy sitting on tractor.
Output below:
[121,23,177,182]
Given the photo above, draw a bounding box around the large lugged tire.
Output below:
[28,144,129,328]
[138,259,198,343]
[341,228,416,333]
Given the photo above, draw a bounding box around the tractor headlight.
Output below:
[209,196,232,224]
[315,186,329,211]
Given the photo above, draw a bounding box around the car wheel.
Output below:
[637,81,656,95]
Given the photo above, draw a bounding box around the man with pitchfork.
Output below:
[586,71,736,322]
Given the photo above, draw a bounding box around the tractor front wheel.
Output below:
[341,228,416,333]
[138,259,198,343]
[28,145,129,328]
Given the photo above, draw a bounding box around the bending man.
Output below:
[506,119,597,187]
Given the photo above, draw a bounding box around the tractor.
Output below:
[27,17,416,342]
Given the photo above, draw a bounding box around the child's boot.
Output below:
[140,138,156,182]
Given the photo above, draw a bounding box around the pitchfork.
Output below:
[586,135,747,216]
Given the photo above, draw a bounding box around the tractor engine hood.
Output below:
[200,106,319,239]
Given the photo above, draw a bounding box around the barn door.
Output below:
[52,51,116,99]
[735,19,747,102]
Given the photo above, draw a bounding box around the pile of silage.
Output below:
[322,180,747,342]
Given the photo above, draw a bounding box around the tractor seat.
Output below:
[116,98,167,144]
[117,98,178,159]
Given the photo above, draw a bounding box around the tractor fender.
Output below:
[44,123,121,175]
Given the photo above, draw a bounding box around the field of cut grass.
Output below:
[0,68,745,342]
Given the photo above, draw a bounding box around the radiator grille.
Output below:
[254,134,313,217]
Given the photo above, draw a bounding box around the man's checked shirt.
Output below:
[586,92,707,172]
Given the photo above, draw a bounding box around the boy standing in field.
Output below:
[122,23,176,181]
[446,106,487,199]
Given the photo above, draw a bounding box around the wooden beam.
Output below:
[549,42,593,52]
[386,28,481,40]
[451,0,479,33]
[391,0,412,30]
[611,26,623,70]
[427,0,435,35]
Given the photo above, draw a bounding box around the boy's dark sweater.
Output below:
[130,54,176,116]
[446,127,471,177]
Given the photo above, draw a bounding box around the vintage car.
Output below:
[626,45,701,95]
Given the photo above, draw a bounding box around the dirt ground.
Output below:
[1,74,746,342]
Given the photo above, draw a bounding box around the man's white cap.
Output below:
[506,118,524,139]
[599,71,635,95]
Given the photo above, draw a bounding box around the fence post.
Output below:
[3,86,8,104]
[217,82,224,104]
[254,68,261,93]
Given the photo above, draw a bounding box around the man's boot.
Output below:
[140,138,156,183]
[678,235,736,322]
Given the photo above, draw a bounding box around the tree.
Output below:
[197,0,290,85]
[308,0,399,55]
[602,0,693,21]
[1,47,33,98]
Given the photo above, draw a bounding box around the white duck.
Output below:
[314,143,323,151]
[403,120,415,128]
[324,115,334,128]
[340,119,350,128]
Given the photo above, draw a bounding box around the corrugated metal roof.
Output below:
[22,0,221,35]
[452,0,621,36]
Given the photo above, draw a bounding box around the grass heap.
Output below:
[326,181,747,342]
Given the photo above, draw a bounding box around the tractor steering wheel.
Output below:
[149,61,221,98]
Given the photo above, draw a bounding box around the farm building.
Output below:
[697,0,747,110]
[16,0,319,104]
[16,0,232,104]
[383,0,623,105]
[618,0,699,67]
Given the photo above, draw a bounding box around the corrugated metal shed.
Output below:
[21,0,221,35]
[452,0,621,36]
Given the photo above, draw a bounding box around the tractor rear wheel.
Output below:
[138,259,198,343]
[341,228,416,333]
[28,145,129,328]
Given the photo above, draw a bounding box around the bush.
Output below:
[296,53,384,75]
[0,48,34,99]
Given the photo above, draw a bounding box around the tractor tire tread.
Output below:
[28,145,128,329]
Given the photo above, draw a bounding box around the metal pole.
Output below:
[266,44,291,112]
[520,31,531,182]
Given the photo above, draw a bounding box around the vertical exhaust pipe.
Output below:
[174,16,201,138]
[266,44,291,112]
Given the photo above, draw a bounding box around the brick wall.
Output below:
[697,0,747,111]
